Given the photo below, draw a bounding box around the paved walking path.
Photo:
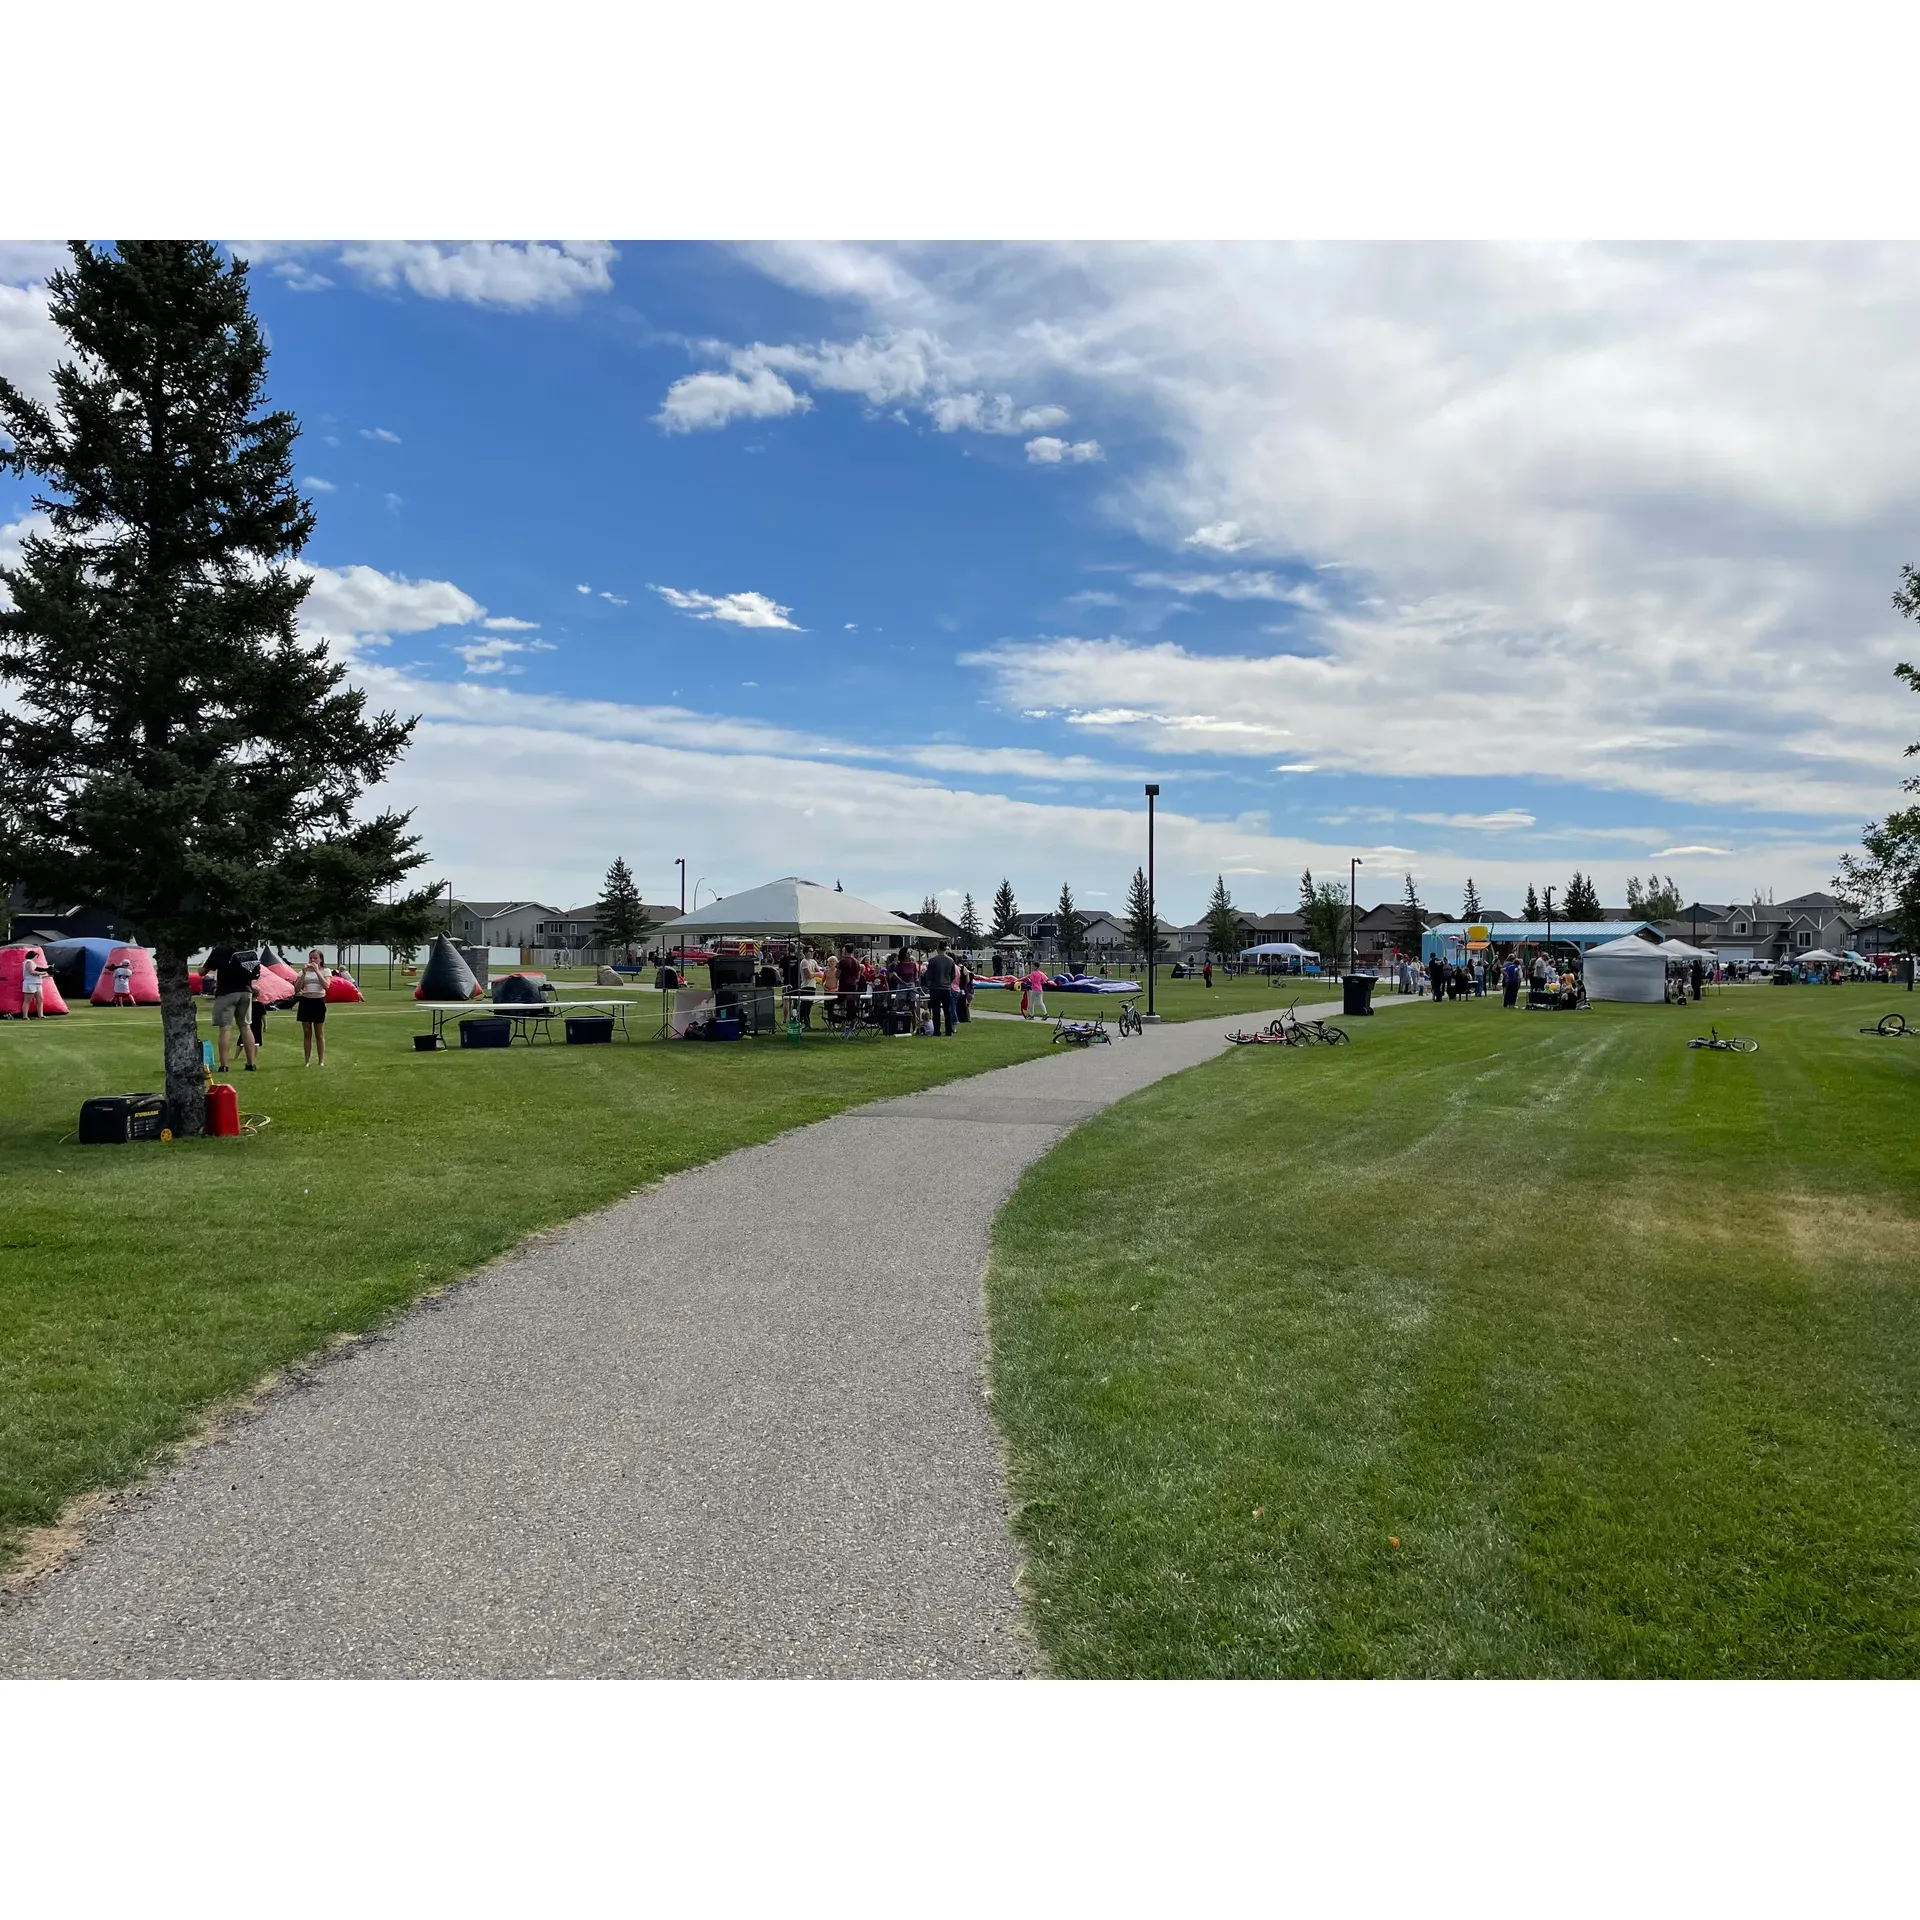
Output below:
[1,992,1415,1677]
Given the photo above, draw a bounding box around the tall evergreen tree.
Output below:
[1124,864,1163,968]
[1298,867,1315,914]
[1523,883,1541,922]
[1462,876,1482,919]
[989,877,1020,944]
[0,243,433,1131]
[1564,871,1603,919]
[956,891,984,951]
[600,855,645,958]
[1055,882,1088,972]
[1402,871,1426,958]
[1205,874,1240,963]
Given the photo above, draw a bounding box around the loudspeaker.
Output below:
[79,1093,169,1144]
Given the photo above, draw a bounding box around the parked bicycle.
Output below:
[1688,1027,1758,1053]
[1117,998,1144,1038]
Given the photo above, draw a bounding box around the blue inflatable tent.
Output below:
[42,936,120,996]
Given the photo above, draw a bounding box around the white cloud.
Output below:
[1275,762,1319,772]
[335,242,617,310]
[650,585,801,631]
[1025,436,1104,464]
[272,261,333,294]
[0,243,69,284]
[361,427,401,444]
[295,563,484,659]
[599,591,627,606]
[656,367,812,433]
[482,615,540,631]
[450,636,528,676]
[0,280,62,408]
[726,241,1920,826]
[302,475,336,492]
[1406,809,1538,831]
[1654,844,1733,857]
[927,393,1068,435]
[576,584,591,594]
[1132,569,1321,606]
[1186,521,1250,552]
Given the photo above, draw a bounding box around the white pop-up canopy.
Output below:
[1797,948,1842,965]
[1659,939,1715,961]
[1241,941,1317,957]
[655,876,935,943]
[1584,933,1666,1003]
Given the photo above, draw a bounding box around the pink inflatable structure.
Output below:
[325,971,364,1003]
[0,946,72,1016]
[89,945,161,1006]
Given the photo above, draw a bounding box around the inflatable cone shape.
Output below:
[89,945,161,1005]
[252,966,295,1006]
[1,946,69,1015]
[416,934,479,1002]
[324,972,363,1003]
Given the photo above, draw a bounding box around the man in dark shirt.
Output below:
[923,943,958,1036]
[203,942,261,1072]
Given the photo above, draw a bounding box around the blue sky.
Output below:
[6,239,1920,922]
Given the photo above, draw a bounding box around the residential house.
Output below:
[449,900,567,951]
[1654,893,1858,962]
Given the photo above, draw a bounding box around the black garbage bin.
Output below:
[1342,972,1377,1016]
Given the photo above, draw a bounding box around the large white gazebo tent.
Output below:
[654,876,934,945]
[1583,934,1667,1003]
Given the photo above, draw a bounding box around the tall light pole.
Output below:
[1349,856,1363,976]
[1145,784,1159,1020]
[674,856,686,965]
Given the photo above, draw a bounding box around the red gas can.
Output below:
[205,1081,241,1137]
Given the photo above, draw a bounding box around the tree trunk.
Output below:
[156,944,206,1135]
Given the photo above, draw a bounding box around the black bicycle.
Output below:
[1865,1012,1919,1036]
[1688,1027,1758,1053]
[1273,999,1350,1046]
[1117,998,1144,1038]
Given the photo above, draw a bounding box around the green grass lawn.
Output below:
[0,985,1052,1567]
[988,984,1920,1676]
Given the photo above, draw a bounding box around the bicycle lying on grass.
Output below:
[1863,1012,1920,1037]
[1688,1027,1758,1053]
[1225,1001,1350,1048]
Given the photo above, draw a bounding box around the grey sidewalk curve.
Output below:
[1,990,1411,1678]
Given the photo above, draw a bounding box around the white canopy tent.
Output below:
[655,876,935,944]
[1583,933,1667,1003]
[1796,948,1843,966]
[1658,939,1715,961]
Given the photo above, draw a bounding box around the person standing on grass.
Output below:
[956,956,973,1024]
[1502,955,1520,1008]
[923,942,958,1037]
[798,946,820,1029]
[294,948,329,1065]
[1203,959,1214,988]
[19,949,45,1017]
[110,955,134,1005]
[204,941,259,1072]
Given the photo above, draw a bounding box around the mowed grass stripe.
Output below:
[0,989,1055,1564]
[987,989,1920,1676]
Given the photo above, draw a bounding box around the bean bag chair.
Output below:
[89,945,161,1005]
[325,971,364,1003]
[0,945,70,1016]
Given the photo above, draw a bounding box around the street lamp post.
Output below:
[1349,856,1363,976]
[1145,784,1159,1019]
[674,856,686,965]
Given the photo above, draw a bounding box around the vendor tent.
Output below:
[1240,941,1317,958]
[655,876,934,944]
[1657,939,1716,962]
[1584,934,1667,1003]
[1797,948,1842,966]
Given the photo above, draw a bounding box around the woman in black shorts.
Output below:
[293,948,330,1065]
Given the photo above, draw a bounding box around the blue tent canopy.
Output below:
[42,937,120,994]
